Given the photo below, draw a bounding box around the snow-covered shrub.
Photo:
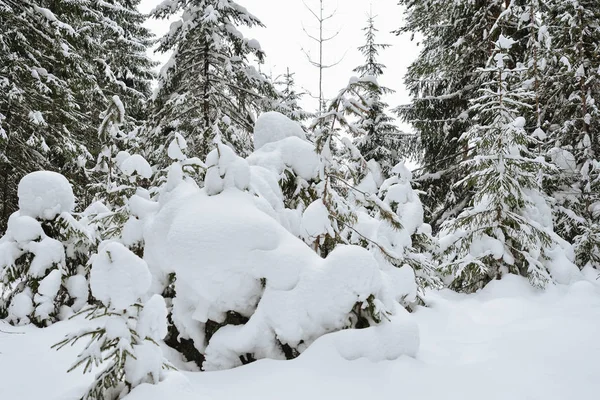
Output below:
[0,171,92,326]
[86,96,154,254]
[350,162,441,293]
[144,118,421,370]
[54,242,171,400]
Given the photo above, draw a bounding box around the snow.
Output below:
[7,213,43,244]
[204,142,251,195]
[247,136,320,181]
[167,133,187,161]
[90,242,151,310]
[3,276,599,400]
[18,171,74,220]
[253,111,306,150]
[125,341,164,387]
[37,269,62,298]
[65,274,88,311]
[305,306,419,361]
[27,237,65,278]
[301,200,333,239]
[122,216,144,247]
[137,295,169,342]
[7,290,34,324]
[120,154,153,179]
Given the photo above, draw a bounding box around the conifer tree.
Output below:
[541,0,600,270]
[353,14,405,174]
[274,68,312,122]
[0,171,92,326]
[87,96,153,254]
[395,0,508,230]
[0,1,92,230]
[148,0,279,164]
[440,22,558,291]
[0,1,156,229]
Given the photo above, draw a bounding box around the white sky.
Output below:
[138,0,418,131]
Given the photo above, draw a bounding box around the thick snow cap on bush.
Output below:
[254,111,306,150]
[18,171,74,220]
[7,213,44,244]
[90,242,151,310]
[146,176,418,369]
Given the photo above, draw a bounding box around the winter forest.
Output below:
[1,0,599,399]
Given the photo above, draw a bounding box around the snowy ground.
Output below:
[2,275,600,400]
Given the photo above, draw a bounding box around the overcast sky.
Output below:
[138,0,418,130]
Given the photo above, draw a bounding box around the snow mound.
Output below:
[18,171,74,220]
[253,111,306,150]
[90,241,151,310]
[305,307,419,361]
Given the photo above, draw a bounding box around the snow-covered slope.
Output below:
[2,275,599,400]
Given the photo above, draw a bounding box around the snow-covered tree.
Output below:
[0,1,156,229]
[55,242,171,400]
[274,68,312,122]
[395,0,508,230]
[0,1,92,230]
[86,96,153,254]
[141,117,421,369]
[439,29,560,292]
[541,0,600,270]
[0,172,91,326]
[86,0,156,124]
[352,14,407,174]
[148,0,279,164]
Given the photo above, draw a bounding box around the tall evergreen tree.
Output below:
[541,0,600,270]
[439,11,558,291]
[353,14,405,174]
[395,0,508,230]
[148,0,280,164]
[0,1,156,230]
[0,1,92,231]
[87,0,156,124]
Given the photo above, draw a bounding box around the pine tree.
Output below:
[440,21,558,292]
[274,68,312,122]
[148,0,279,164]
[0,171,92,326]
[541,0,600,270]
[54,243,171,400]
[0,1,93,230]
[395,0,509,230]
[87,96,153,254]
[0,1,156,230]
[96,0,155,121]
[353,14,406,174]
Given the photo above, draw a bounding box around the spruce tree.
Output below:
[395,0,508,230]
[353,14,405,174]
[0,1,92,231]
[0,1,156,229]
[440,19,558,291]
[148,0,279,164]
[274,68,312,122]
[541,0,600,270]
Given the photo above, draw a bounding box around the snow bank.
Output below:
[18,171,74,220]
[253,111,306,150]
[304,306,419,361]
